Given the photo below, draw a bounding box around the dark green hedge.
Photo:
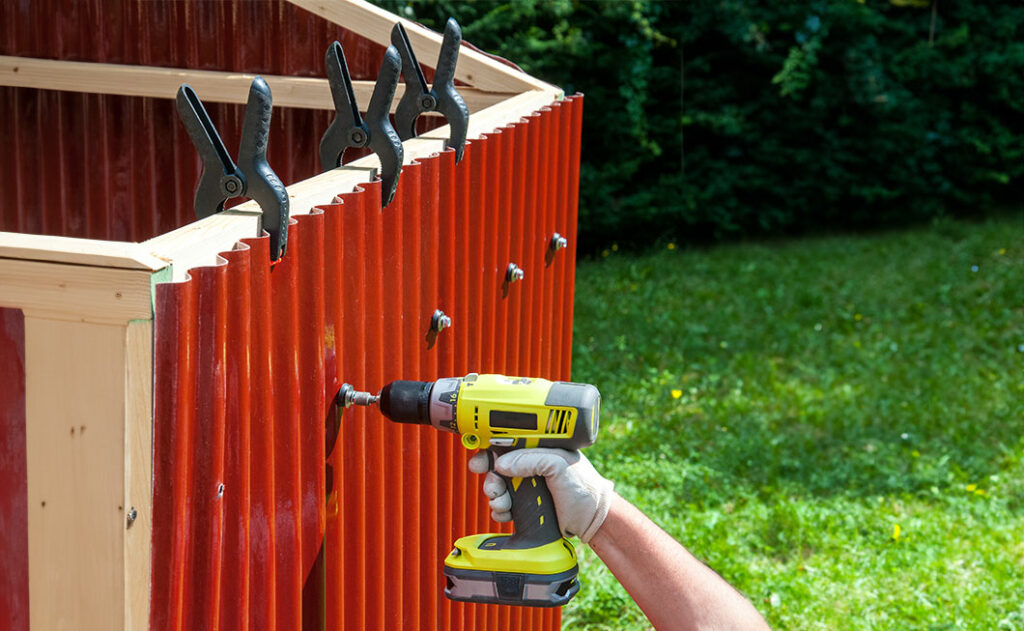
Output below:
[376,1,1024,252]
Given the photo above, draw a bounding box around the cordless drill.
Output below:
[340,373,601,607]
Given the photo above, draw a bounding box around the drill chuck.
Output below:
[378,380,433,425]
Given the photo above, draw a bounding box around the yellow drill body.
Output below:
[363,373,602,607]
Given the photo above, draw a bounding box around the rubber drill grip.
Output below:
[489,449,563,550]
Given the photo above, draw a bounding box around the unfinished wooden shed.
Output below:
[0,1,582,629]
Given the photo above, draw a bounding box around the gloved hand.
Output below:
[468,448,615,543]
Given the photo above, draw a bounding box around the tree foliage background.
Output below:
[376,0,1024,253]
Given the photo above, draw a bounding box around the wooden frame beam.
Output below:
[286,0,557,94]
[25,318,129,628]
[0,256,159,629]
[0,258,156,325]
[0,56,516,113]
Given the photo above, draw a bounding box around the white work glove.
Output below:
[468,448,615,544]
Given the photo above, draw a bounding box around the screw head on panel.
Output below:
[506,263,525,283]
[431,309,452,333]
[336,383,356,408]
[336,383,379,409]
[550,233,568,252]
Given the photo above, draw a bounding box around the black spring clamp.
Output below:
[176,77,290,261]
[320,42,404,208]
[391,19,469,163]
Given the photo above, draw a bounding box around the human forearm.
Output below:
[589,494,771,631]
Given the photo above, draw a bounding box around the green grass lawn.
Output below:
[565,215,1024,630]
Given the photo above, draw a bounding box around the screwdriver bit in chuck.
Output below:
[349,391,380,407]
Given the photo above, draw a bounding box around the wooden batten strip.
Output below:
[0,56,515,113]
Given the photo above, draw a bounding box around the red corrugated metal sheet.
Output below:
[0,0,444,242]
[0,307,28,631]
[153,95,582,630]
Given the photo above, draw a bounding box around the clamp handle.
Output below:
[319,41,369,169]
[175,84,245,218]
[238,77,289,260]
[320,41,404,207]
[367,47,404,207]
[391,19,469,162]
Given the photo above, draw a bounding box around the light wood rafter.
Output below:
[286,0,557,94]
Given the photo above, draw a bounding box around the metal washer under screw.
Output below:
[337,383,356,408]
[506,263,524,283]
[431,309,452,333]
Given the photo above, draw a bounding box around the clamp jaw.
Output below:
[176,77,290,261]
[320,42,404,208]
[391,19,470,162]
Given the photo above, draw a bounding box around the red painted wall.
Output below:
[0,307,28,631]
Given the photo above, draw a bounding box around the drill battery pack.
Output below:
[442,533,580,607]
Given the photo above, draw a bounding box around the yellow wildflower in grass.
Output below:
[892,523,901,542]
[611,243,619,252]
[602,249,610,258]
[998,248,1006,256]
[667,242,676,250]
[964,483,988,497]
[671,389,683,399]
